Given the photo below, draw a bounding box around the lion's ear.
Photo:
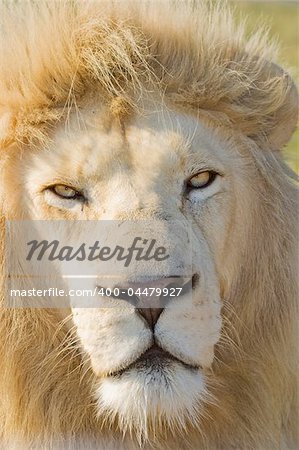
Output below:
[258,63,298,151]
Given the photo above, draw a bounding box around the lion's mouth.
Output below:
[111,344,199,377]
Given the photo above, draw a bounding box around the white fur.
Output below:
[97,362,207,443]
[21,106,226,435]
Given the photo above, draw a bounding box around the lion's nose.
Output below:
[115,276,190,330]
[136,308,164,330]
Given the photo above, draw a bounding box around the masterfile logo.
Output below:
[5,220,193,309]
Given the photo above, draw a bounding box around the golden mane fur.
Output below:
[0,0,297,148]
[0,1,298,449]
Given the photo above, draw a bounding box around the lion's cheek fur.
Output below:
[155,305,222,368]
[72,308,152,375]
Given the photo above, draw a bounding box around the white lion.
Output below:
[0,1,298,449]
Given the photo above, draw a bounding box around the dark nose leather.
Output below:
[115,276,189,329]
[136,308,164,329]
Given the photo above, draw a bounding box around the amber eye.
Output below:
[187,171,217,189]
[50,184,82,200]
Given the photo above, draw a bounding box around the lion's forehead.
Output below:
[30,106,226,186]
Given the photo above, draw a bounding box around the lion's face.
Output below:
[7,104,253,436]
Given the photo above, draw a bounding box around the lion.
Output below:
[0,1,298,449]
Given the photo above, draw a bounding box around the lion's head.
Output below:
[0,2,298,449]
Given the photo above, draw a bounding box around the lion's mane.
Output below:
[0,1,298,449]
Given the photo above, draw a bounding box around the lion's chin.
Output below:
[95,358,206,441]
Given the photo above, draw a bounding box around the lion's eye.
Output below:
[187,171,217,189]
[50,184,82,200]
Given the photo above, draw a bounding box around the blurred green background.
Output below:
[231,0,299,174]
